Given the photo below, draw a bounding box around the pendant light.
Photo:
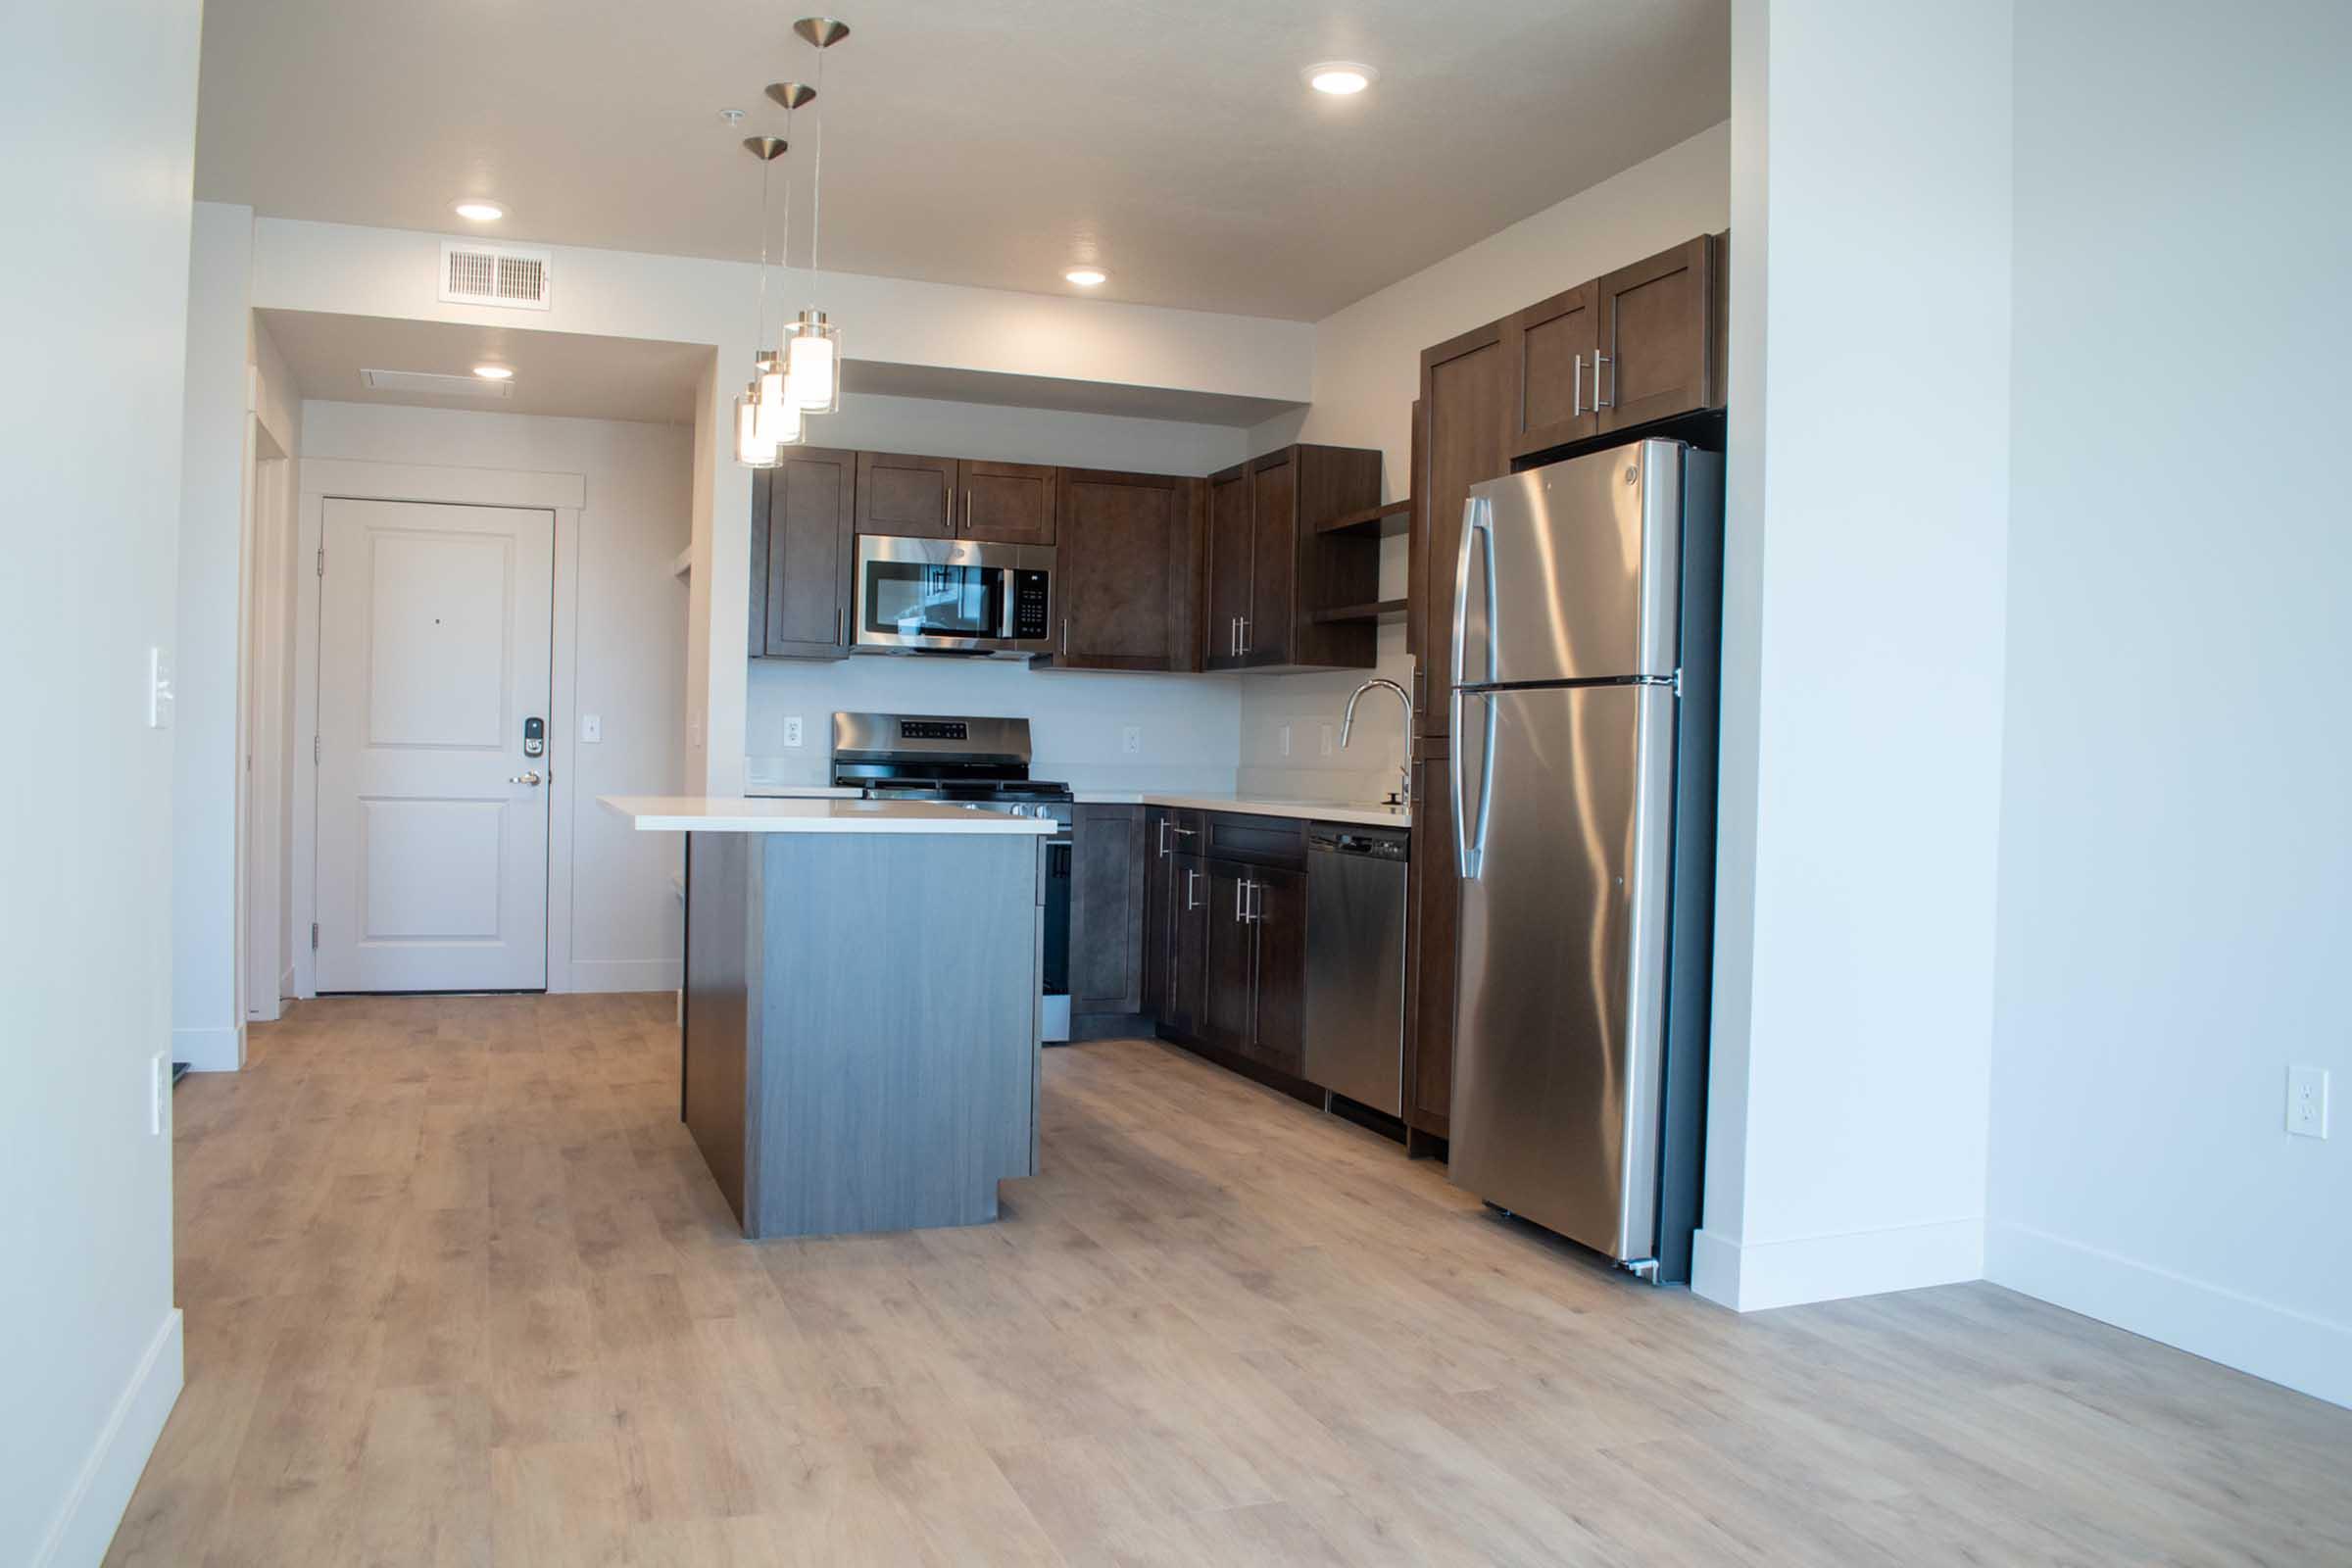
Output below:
[781,17,849,414]
[735,132,799,466]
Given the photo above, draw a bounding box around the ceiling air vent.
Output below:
[360,368,513,399]
[438,239,552,310]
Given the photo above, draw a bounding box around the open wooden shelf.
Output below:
[1308,598,1408,626]
[1314,497,1414,538]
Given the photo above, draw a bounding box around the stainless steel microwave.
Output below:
[852,534,1055,658]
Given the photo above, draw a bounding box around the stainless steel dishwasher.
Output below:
[1304,823,1410,1116]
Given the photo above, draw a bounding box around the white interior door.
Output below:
[316,498,555,991]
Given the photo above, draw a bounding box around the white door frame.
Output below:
[242,432,292,1023]
[292,457,586,1000]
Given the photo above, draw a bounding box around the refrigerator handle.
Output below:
[1449,496,1495,693]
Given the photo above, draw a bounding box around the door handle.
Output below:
[834,606,844,647]
[1185,867,1200,909]
[1061,616,1069,658]
[1235,876,1248,923]
[1593,350,1613,411]
[1240,615,1250,656]
[962,489,973,534]
[1157,817,1170,858]
[510,770,543,786]
[1572,352,1585,416]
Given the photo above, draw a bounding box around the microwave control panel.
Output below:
[1012,569,1051,640]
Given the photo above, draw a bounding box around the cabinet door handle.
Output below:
[1185,867,1200,909]
[1240,615,1250,657]
[1593,351,1613,411]
[1060,616,1069,657]
[1235,876,1248,923]
[1572,353,1585,416]
[1157,817,1170,858]
[834,607,844,646]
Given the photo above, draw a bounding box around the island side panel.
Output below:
[682,830,752,1226]
[751,832,1042,1238]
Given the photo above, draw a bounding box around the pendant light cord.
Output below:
[756,154,772,343]
[810,41,824,284]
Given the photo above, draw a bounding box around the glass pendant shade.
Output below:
[783,310,841,413]
[735,384,779,467]
[753,357,804,447]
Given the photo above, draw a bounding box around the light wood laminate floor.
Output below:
[110,993,2350,1566]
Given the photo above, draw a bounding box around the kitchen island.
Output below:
[603,796,1056,1240]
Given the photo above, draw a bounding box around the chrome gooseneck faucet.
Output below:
[1339,677,1414,807]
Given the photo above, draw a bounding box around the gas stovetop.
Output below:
[828,710,1069,812]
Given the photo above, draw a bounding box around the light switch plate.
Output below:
[147,647,173,729]
[1279,723,1293,759]
[2287,1065,2329,1139]
[579,712,602,743]
[783,715,804,748]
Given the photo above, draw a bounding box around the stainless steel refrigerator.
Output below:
[1446,438,1721,1283]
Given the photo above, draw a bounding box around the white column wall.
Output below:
[1697,0,2014,1310]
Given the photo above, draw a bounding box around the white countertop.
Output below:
[601,796,1059,835]
[1071,791,1411,829]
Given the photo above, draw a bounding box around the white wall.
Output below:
[1235,124,1733,802]
[1694,0,2013,1311]
[300,401,694,992]
[1986,0,2352,1408]
[745,391,1246,792]
[0,0,200,1561]
[172,204,256,1070]
[243,315,302,1023]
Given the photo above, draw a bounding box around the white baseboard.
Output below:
[563,957,682,995]
[1691,1216,1984,1311]
[172,1023,244,1073]
[33,1308,183,1568]
[1988,1221,2351,1410]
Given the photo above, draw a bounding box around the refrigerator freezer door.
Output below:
[1458,438,1685,687]
[1449,681,1677,1261]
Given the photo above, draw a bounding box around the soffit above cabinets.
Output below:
[194,0,1729,321]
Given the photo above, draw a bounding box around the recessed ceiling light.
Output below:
[452,199,505,221]
[1303,61,1377,96]
[472,364,514,380]
[1064,268,1108,287]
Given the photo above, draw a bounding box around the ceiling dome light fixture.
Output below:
[1064,267,1108,287]
[1302,61,1378,95]
[471,363,514,380]
[452,199,506,221]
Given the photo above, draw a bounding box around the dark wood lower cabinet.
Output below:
[1068,805,1145,1018]
[1201,859,1256,1051]
[1246,865,1306,1079]
[1142,809,1173,1020]
[1165,850,1206,1039]
[1404,750,1455,1140]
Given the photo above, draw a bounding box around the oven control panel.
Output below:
[1012,568,1051,641]
[898,720,967,741]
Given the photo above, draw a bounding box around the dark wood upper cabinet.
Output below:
[854,451,955,538]
[1508,281,1599,457]
[956,460,1057,545]
[1596,235,1718,433]
[1054,468,1196,670]
[1069,804,1145,1017]
[1203,464,1254,670]
[1203,444,1381,673]
[1246,452,1297,668]
[1414,320,1508,738]
[751,445,857,660]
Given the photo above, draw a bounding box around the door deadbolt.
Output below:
[523,716,545,758]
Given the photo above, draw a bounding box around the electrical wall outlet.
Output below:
[783,715,805,748]
[579,712,602,743]
[2287,1065,2330,1139]
[150,1052,171,1137]
[1122,724,1143,755]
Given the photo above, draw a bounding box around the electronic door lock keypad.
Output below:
[523,716,545,758]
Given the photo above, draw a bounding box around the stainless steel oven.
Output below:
[853,534,1055,658]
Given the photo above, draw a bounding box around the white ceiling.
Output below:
[197,0,1729,322]
[259,310,710,423]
